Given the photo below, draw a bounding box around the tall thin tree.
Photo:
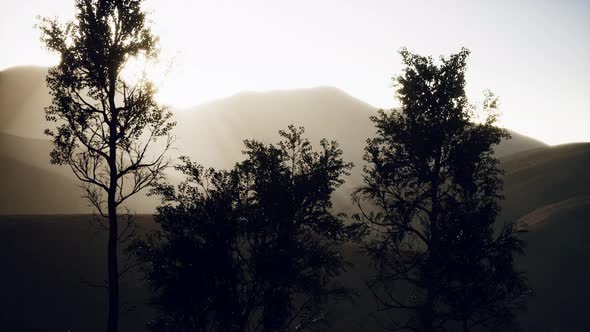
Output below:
[354,48,528,331]
[38,1,174,331]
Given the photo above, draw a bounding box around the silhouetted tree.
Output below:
[353,48,528,331]
[38,1,174,331]
[132,126,353,331]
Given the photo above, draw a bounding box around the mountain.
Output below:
[517,202,590,330]
[494,130,548,157]
[0,65,548,214]
[499,143,590,223]
[495,143,590,330]
[170,87,548,209]
[0,132,161,214]
[0,132,69,176]
[0,66,51,139]
[0,156,88,214]
[0,65,548,155]
[173,87,377,170]
[173,86,547,166]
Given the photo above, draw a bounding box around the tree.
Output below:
[132,126,353,331]
[38,1,174,331]
[353,48,529,331]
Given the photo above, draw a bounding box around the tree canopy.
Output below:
[353,48,529,331]
[133,126,354,331]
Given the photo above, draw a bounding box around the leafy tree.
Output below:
[353,48,529,331]
[38,1,174,331]
[132,126,353,331]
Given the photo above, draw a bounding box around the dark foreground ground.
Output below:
[0,212,588,332]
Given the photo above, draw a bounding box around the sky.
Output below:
[0,0,588,145]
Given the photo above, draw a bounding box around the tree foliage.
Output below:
[353,48,529,331]
[39,0,174,212]
[132,126,354,332]
[38,1,174,331]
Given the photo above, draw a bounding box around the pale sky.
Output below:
[0,0,588,145]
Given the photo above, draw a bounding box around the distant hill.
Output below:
[0,132,68,176]
[0,156,87,214]
[517,199,590,331]
[0,133,160,214]
[171,86,548,208]
[0,65,548,155]
[0,66,548,214]
[173,86,547,167]
[499,143,590,224]
[173,87,377,169]
[494,130,548,157]
[495,143,590,330]
[0,66,51,139]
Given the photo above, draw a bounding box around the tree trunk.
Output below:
[107,83,119,332]
[107,153,119,332]
[420,147,442,332]
[107,195,119,332]
[420,289,435,332]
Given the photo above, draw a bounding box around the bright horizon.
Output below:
[1,0,589,145]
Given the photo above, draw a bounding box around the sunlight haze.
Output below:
[0,0,588,145]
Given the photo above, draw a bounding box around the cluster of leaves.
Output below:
[132,126,354,332]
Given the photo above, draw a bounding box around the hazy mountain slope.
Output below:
[494,130,548,157]
[0,65,546,160]
[0,133,161,214]
[172,87,548,211]
[172,87,378,205]
[0,66,550,214]
[498,143,590,331]
[0,66,50,139]
[174,87,546,168]
[173,87,377,168]
[0,156,88,214]
[517,203,590,331]
[0,132,70,176]
[0,66,548,167]
[517,196,590,226]
[499,143,590,223]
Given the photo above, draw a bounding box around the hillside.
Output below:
[0,66,51,139]
[0,156,88,214]
[517,203,590,330]
[500,143,590,330]
[172,86,547,167]
[0,66,550,158]
[173,87,377,170]
[0,65,549,214]
[499,143,590,224]
[0,132,69,176]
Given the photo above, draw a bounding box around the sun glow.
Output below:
[121,54,170,93]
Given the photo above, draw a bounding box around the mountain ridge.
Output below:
[0,65,553,214]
